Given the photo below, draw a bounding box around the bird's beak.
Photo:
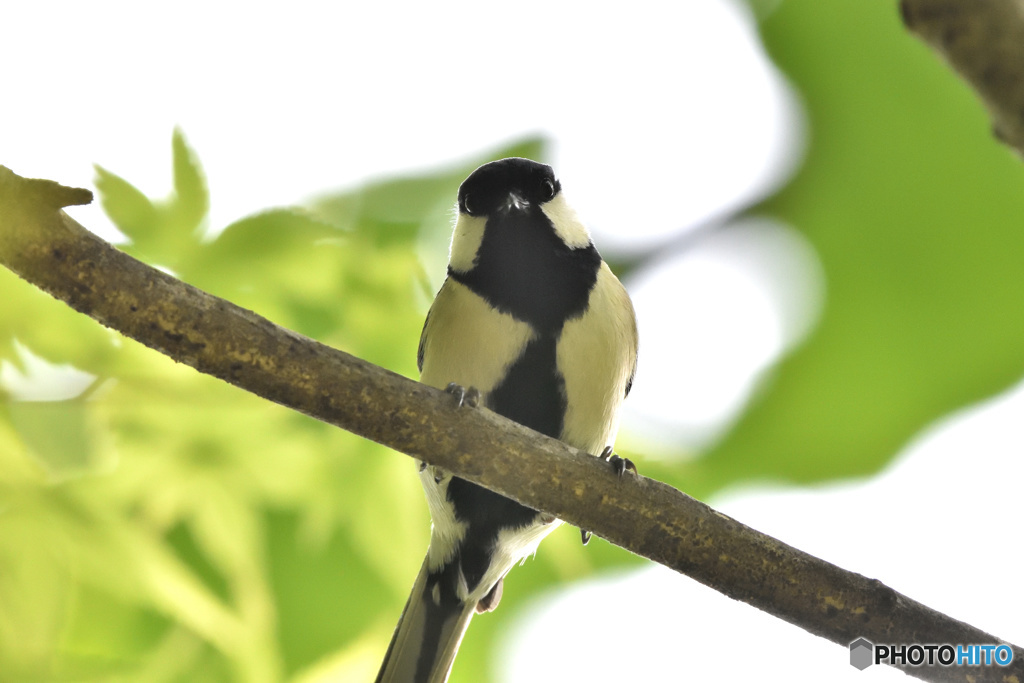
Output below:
[501,192,530,213]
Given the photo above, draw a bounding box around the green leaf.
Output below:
[93,164,158,245]
[94,130,209,268]
[170,127,210,237]
[180,208,346,333]
[192,209,339,272]
[0,272,120,374]
[8,399,98,477]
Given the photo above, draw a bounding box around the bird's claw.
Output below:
[445,382,480,408]
[580,447,638,545]
[599,445,637,477]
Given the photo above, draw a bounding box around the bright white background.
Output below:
[2,1,1019,680]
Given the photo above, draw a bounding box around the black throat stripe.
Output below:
[449,206,601,334]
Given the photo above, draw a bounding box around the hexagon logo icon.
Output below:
[850,638,874,670]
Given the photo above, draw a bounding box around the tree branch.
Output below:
[1,166,1019,682]
[902,0,1024,157]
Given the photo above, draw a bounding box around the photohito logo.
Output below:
[849,638,1014,670]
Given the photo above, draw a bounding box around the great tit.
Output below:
[375,158,638,683]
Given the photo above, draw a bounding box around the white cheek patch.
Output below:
[449,212,487,273]
[541,193,592,249]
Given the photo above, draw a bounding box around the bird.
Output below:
[375,157,638,683]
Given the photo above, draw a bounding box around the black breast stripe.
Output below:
[449,207,601,334]
[488,335,565,440]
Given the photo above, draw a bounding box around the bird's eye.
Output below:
[540,178,556,201]
[463,194,475,215]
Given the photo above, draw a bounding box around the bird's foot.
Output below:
[599,445,637,477]
[476,578,504,613]
[581,447,638,545]
[445,382,481,408]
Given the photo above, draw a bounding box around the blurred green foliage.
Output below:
[2,1,1024,682]
[0,129,555,682]
[675,0,1024,497]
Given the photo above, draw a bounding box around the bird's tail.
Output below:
[375,557,476,683]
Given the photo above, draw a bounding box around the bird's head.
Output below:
[449,158,591,274]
